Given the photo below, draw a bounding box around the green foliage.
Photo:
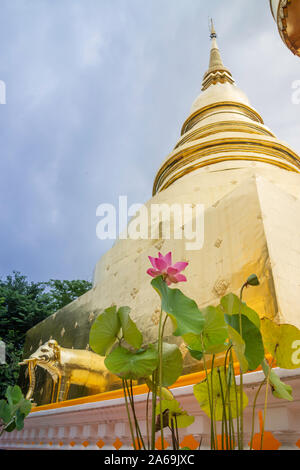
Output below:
[200,306,228,353]
[89,305,143,356]
[144,378,174,401]
[155,399,195,429]
[184,306,228,355]
[159,343,183,387]
[88,265,300,451]
[0,271,92,398]
[105,345,159,380]
[89,305,156,380]
[45,279,92,312]
[194,367,249,421]
[0,385,32,436]
[187,347,204,361]
[0,272,53,398]
[151,276,204,337]
[0,272,53,344]
[224,314,264,371]
[89,306,121,356]
[227,325,248,373]
[261,318,300,369]
[118,306,143,350]
[219,293,260,329]
[261,360,293,402]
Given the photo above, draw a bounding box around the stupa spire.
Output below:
[210,18,217,38]
[202,20,235,91]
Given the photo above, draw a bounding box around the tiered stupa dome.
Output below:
[153,21,300,194]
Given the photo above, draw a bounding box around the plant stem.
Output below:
[170,419,177,450]
[126,380,139,447]
[230,349,240,449]
[238,283,247,449]
[210,355,217,448]
[260,384,270,450]
[201,338,215,450]
[151,371,158,450]
[128,380,146,450]
[122,379,136,450]
[146,389,150,450]
[161,314,168,338]
[175,415,180,450]
[250,380,266,450]
[0,419,14,438]
[157,308,165,450]
[224,346,234,450]
[260,355,275,450]
[217,367,229,450]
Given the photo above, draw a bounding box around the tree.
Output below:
[46,279,92,311]
[0,272,92,398]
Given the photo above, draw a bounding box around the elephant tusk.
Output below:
[25,360,37,401]
[19,359,30,365]
[19,358,37,366]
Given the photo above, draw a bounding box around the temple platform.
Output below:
[1,368,300,451]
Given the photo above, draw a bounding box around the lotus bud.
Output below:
[246,274,260,287]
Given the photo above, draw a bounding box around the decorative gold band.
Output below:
[181,101,264,136]
[154,156,298,194]
[153,137,300,194]
[174,120,275,150]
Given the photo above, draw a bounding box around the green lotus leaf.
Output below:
[151,276,204,337]
[18,398,32,417]
[261,318,300,369]
[187,347,204,361]
[160,343,183,387]
[145,378,174,401]
[0,400,11,424]
[225,314,264,371]
[15,409,25,431]
[156,399,195,428]
[183,306,228,355]
[89,306,121,356]
[4,422,16,433]
[261,359,293,401]
[104,345,159,380]
[201,306,228,351]
[227,325,248,373]
[5,385,23,408]
[173,413,195,429]
[193,367,249,421]
[220,293,260,329]
[118,306,143,350]
[144,343,182,388]
[1,387,32,434]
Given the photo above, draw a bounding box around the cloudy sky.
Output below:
[0,0,299,283]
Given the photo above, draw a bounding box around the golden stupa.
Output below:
[270,0,300,56]
[20,23,300,406]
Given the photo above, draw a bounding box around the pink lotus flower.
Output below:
[147,252,188,286]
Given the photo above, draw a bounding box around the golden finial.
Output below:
[210,18,217,39]
[202,18,234,91]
